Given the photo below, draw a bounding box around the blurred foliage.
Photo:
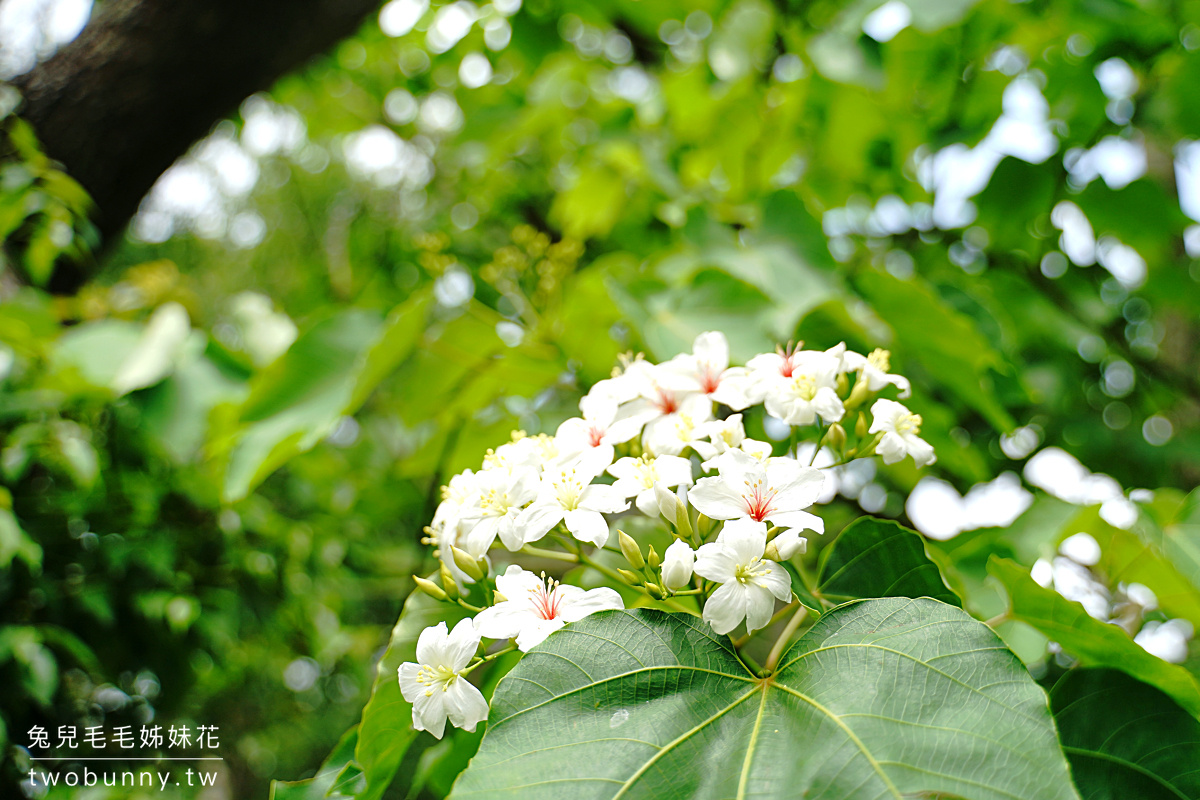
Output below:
[1,0,1199,796]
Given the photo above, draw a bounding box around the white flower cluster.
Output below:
[398,331,932,739]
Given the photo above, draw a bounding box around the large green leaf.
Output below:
[1052,668,1200,800]
[817,516,961,606]
[216,292,429,501]
[451,601,1078,800]
[1160,488,1200,595]
[988,557,1200,715]
[270,726,361,800]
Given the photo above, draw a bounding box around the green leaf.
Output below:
[451,602,1078,800]
[818,516,961,606]
[352,588,468,800]
[856,270,1015,433]
[988,557,1200,716]
[1160,488,1200,595]
[270,725,361,800]
[1051,668,1200,800]
[218,292,429,501]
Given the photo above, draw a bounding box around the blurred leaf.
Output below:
[857,269,1015,432]
[988,557,1200,715]
[217,292,430,501]
[1051,668,1200,800]
[270,726,360,800]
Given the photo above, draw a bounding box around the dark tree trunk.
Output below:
[13,0,380,291]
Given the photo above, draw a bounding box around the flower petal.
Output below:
[688,476,748,521]
[444,618,482,671]
[515,618,565,652]
[557,586,624,623]
[703,582,748,635]
[415,621,449,666]
[443,677,489,733]
[516,499,565,545]
[693,541,738,583]
[564,509,611,548]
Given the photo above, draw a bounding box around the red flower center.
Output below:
[531,582,563,620]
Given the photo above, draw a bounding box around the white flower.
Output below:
[760,350,845,426]
[553,394,643,474]
[474,565,624,651]
[661,539,695,591]
[430,469,483,587]
[641,393,714,456]
[608,454,695,516]
[613,359,704,428]
[869,399,936,467]
[843,348,910,399]
[517,462,628,548]
[690,414,746,461]
[654,481,688,528]
[765,529,807,561]
[460,467,539,552]
[663,331,753,410]
[688,448,825,533]
[694,520,791,635]
[482,435,544,473]
[398,619,488,739]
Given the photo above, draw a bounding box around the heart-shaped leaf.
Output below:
[450,600,1077,799]
[1051,668,1200,800]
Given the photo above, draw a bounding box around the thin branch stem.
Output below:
[462,644,517,676]
[520,545,578,563]
[579,552,698,616]
[765,605,809,672]
[731,602,797,648]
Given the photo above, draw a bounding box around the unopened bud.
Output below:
[618,530,645,569]
[845,377,871,410]
[439,564,460,598]
[617,568,641,585]
[764,529,807,562]
[855,412,868,439]
[836,371,849,396]
[824,423,847,452]
[644,582,663,599]
[413,575,447,601]
[493,590,508,604]
[451,546,484,581]
[647,544,661,569]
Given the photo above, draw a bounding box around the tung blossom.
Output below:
[689,449,825,534]
[608,454,695,516]
[664,331,753,410]
[661,539,696,591]
[461,467,538,553]
[474,565,624,651]
[694,520,791,634]
[553,394,643,474]
[843,348,911,399]
[869,399,936,467]
[760,350,845,427]
[398,619,489,739]
[517,462,629,547]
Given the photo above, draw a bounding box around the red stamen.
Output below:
[656,389,678,414]
[532,581,563,620]
[587,426,605,447]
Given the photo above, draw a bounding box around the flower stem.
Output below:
[457,598,484,613]
[579,552,698,616]
[462,644,518,676]
[520,544,579,563]
[764,604,809,672]
[731,602,796,648]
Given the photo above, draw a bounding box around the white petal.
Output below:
[444,618,482,670]
[557,586,624,623]
[493,564,542,599]
[516,499,565,544]
[565,509,611,548]
[473,601,537,642]
[768,529,807,560]
[415,621,449,667]
[694,542,739,583]
[443,677,489,733]
[579,483,630,514]
[703,582,748,635]
[692,331,730,370]
[688,477,748,521]
[515,618,565,651]
[721,519,768,562]
[661,540,695,590]
[759,562,793,602]
[411,688,448,739]
[767,509,825,535]
[877,432,906,464]
[634,488,659,517]
[654,455,696,487]
[398,662,424,703]
[743,585,777,634]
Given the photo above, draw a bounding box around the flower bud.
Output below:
[644,582,663,599]
[845,376,871,410]
[654,482,692,536]
[660,539,695,591]
[618,530,645,570]
[836,371,849,396]
[439,564,460,598]
[855,412,869,439]
[451,546,485,581]
[617,568,641,585]
[647,544,661,569]
[764,529,807,562]
[824,423,847,452]
[413,575,447,601]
